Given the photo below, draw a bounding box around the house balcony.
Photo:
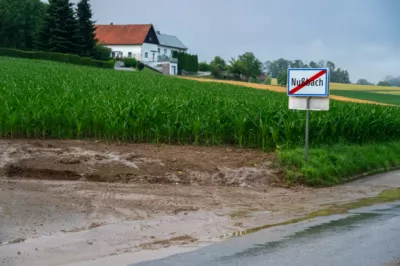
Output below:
[156,55,178,63]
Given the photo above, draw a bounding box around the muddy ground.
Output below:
[0,139,399,266]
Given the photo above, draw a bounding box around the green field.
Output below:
[331,90,400,105]
[0,57,399,151]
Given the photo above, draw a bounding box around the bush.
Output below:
[137,62,144,71]
[248,77,259,83]
[199,61,211,72]
[0,48,114,69]
[264,76,272,85]
[92,45,111,61]
[124,58,137,68]
[211,65,222,79]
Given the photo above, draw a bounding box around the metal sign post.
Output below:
[287,68,330,162]
[305,97,311,162]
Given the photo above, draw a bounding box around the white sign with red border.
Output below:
[287,68,329,97]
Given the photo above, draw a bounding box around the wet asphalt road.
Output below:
[132,202,400,266]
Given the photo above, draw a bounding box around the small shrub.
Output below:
[264,76,272,85]
[123,58,137,68]
[137,62,145,71]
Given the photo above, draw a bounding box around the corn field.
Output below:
[0,57,399,150]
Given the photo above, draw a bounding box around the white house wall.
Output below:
[141,43,159,62]
[105,44,185,69]
[158,45,186,58]
[104,45,142,60]
[169,62,178,75]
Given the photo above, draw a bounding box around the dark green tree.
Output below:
[173,51,199,74]
[38,0,82,54]
[326,60,336,73]
[377,81,391,86]
[291,59,306,68]
[36,0,55,50]
[330,68,351,84]
[277,71,288,86]
[77,0,98,56]
[356,79,374,86]
[228,57,246,79]
[0,0,46,50]
[264,58,291,78]
[236,52,262,80]
[309,61,319,68]
[210,56,226,71]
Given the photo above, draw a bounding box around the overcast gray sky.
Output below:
[83,0,399,83]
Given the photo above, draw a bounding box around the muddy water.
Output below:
[135,202,400,266]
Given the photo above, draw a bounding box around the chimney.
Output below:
[110,22,113,25]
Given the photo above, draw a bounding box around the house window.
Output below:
[128,52,132,58]
[111,52,115,58]
[164,49,167,54]
[158,48,160,53]
[145,52,148,58]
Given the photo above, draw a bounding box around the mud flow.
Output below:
[0,139,280,186]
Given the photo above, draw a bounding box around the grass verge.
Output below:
[331,90,400,106]
[278,141,400,186]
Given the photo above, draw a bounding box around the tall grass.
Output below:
[0,57,399,150]
[279,141,400,186]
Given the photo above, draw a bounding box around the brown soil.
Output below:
[1,139,280,187]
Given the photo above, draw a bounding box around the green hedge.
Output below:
[0,48,115,69]
[172,51,198,74]
[123,58,137,68]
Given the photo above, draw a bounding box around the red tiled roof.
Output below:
[95,24,152,45]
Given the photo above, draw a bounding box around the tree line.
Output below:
[199,55,355,85]
[0,0,110,61]
[355,76,400,87]
[199,53,263,82]
[200,55,399,87]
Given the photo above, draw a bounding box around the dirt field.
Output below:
[180,76,395,106]
[1,139,400,266]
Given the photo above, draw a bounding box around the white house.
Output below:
[155,31,188,59]
[95,23,188,75]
